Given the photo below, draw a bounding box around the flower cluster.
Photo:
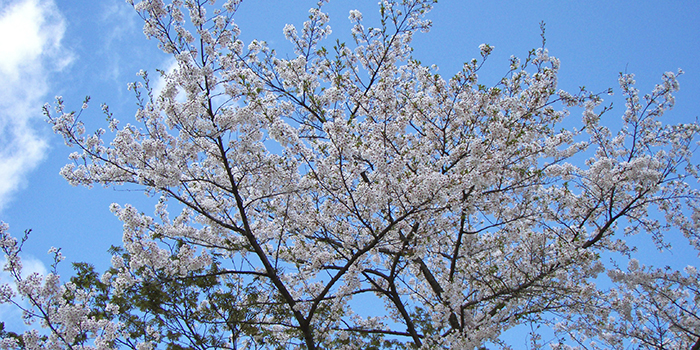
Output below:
[4,0,699,349]
[1,224,123,350]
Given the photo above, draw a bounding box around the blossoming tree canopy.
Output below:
[2,0,700,349]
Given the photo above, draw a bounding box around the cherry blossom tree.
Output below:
[2,0,700,349]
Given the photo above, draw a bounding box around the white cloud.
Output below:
[0,0,71,211]
[0,255,49,285]
[152,57,179,98]
[96,1,140,84]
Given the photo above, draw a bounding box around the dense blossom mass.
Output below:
[2,0,700,349]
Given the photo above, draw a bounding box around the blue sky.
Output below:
[1,0,699,334]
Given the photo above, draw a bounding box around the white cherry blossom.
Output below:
[1,0,699,349]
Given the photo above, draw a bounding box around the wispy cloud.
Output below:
[0,0,72,210]
[97,1,140,84]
